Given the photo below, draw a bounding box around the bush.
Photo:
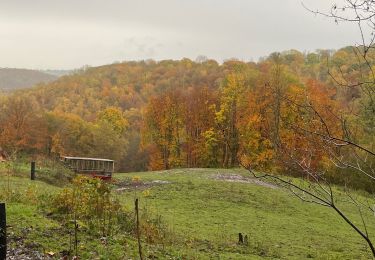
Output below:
[52,176,134,237]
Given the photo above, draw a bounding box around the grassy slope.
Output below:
[0,167,374,259]
[0,175,140,259]
[0,177,61,251]
[116,168,375,259]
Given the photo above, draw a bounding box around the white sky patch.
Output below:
[0,0,363,69]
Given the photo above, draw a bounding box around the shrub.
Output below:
[52,176,134,237]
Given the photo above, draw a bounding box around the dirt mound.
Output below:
[114,179,171,192]
[212,173,277,189]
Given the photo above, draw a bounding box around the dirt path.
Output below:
[212,173,278,189]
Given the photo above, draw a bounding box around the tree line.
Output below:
[0,48,373,190]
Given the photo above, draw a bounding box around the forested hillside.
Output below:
[0,68,58,91]
[0,47,373,188]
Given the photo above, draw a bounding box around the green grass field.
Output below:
[1,166,374,259]
[116,168,375,259]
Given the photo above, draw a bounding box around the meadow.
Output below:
[0,164,374,259]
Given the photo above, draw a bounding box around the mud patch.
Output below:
[114,179,171,192]
[212,173,277,189]
[6,227,52,259]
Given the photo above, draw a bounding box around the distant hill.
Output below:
[0,68,58,91]
[42,69,72,77]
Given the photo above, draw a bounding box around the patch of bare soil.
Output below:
[212,173,278,189]
[7,227,72,260]
[114,179,171,192]
[7,243,46,260]
[6,228,50,260]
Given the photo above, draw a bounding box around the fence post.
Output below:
[0,203,6,260]
[238,233,243,244]
[135,198,143,260]
[31,161,36,180]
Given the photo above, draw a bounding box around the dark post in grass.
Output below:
[244,235,248,245]
[135,198,143,260]
[0,203,6,260]
[31,161,36,180]
[238,233,243,244]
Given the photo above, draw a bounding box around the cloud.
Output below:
[0,0,362,69]
[121,37,164,58]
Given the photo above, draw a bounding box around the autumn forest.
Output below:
[0,47,373,192]
[2,0,375,258]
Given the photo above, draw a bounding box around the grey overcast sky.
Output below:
[0,0,360,69]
